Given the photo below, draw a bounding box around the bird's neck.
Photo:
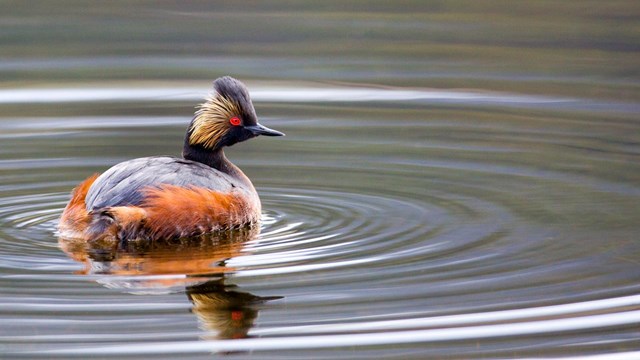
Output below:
[182,142,254,190]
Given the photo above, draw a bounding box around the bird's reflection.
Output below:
[58,225,281,340]
[187,278,280,341]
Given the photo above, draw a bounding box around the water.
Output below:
[1,2,640,359]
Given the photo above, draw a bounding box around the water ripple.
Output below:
[10,305,640,356]
[0,85,636,113]
[1,84,639,358]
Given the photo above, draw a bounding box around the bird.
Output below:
[58,76,284,243]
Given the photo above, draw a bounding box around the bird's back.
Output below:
[85,156,238,211]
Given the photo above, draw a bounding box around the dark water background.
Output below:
[1,2,639,358]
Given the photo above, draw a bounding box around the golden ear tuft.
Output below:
[189,95,241,148]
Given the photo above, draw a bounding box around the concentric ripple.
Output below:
[1,83,639,358]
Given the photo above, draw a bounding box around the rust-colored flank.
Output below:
[58,173,99,237]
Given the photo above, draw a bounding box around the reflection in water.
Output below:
[58,225,281,341]
[188,279,281,341]
[58,226,258,277]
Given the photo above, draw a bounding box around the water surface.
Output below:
[1,2,639,359]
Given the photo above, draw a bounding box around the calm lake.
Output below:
[1,2,639,359]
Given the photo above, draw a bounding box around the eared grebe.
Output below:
[58,76,284,242]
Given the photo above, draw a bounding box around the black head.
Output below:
[186,76,284,151]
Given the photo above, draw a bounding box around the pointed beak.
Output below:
[245,123,285,137]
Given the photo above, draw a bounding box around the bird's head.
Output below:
[187,76,284,151]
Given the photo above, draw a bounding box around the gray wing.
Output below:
[85,156,235,210]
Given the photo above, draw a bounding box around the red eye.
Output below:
[229,117,241,126]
